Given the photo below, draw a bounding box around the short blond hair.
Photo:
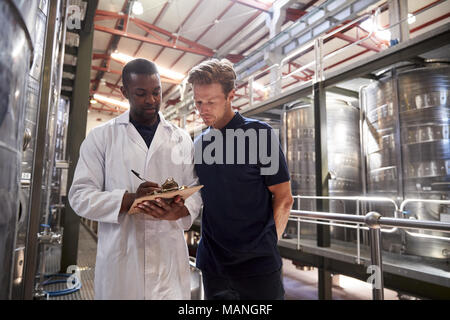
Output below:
[187,58,236,96]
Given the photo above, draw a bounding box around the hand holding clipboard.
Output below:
[128,172,203,215]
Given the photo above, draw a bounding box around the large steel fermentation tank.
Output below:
[0,0,38,299]
[285,98,362,241]
[363,62,450,259]
[12,0,50,300]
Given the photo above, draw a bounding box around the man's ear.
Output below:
[120,86,128,99]
[227,89,235,102]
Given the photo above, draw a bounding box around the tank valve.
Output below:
[37,231,62,245]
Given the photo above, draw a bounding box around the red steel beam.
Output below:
[133,20,167,43]
[153,0,204,61]
[91,1,129,93]
[285,8,307,22]
[92,65,122,75]
[169,2,235,70]
[133,0,177,57]
[92,91,124,99]
[333,32,381,52]
[95,10,214,56]
[91,66,181,84]
[410,12,450,33]
[161,1,236,97]
[94,24,214,57]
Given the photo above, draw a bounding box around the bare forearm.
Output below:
[273,197,294,240]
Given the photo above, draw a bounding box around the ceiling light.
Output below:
[360,18,391,41]
[90,99,98,104]
[110,52,185,80]
[131,1,144,16]
[93,94,130,109]
[407,13,416,25]
[252,82,268,92]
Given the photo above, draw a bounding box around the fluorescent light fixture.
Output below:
[93,94,130,109]
[360,18,391,41]
[252,81,268,92]
[132,1,144,15]
[90,99,98,104]
[110,52,185,80]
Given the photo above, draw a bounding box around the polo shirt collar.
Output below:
[220,111,244,131]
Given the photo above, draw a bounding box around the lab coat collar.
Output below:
[115,110,173,131]
[117,110,176,165]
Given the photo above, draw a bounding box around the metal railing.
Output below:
[287,198,450,300]
[291,195,400,264]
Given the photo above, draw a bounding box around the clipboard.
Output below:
[128,185,203,214]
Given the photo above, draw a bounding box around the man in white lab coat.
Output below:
[68,59,202,300]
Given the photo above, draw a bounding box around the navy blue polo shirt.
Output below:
[194,112,290,277]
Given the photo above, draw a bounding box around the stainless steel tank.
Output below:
[285,98,362,241]
[0,0,36,299]
[11,2,49,300]
[12,4,49,300]
[363,62,450,259]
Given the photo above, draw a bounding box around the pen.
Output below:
[131,169,147,182]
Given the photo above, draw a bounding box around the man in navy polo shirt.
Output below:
[187,59,294,300]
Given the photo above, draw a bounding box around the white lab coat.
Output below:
[68,111,202,300]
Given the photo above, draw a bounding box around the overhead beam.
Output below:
[333,32,381,52]
[94,24,214,57]
[285,8,307,21]
[169,2,235,70]
[91,0,130,93]
[91,66,182,84]
[151,0,204,62]
[95,10,215,56]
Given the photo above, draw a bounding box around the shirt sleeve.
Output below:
[68,129,125,224]
[257,124,290,187]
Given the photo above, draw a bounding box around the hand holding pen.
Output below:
[131,170,161,198]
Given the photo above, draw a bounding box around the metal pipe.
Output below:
[291,209,450,233]
[379,217,450,232]
[292,195,400,233]
[400,198,450,240]
[23,0,62,300]
[291,209,366,224]
[400,199,450,211]
[366,211,384,300]
[288,216,370,230]
[356,200,361,264]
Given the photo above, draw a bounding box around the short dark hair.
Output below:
[122,58,159,88]
[187,59,236,96]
